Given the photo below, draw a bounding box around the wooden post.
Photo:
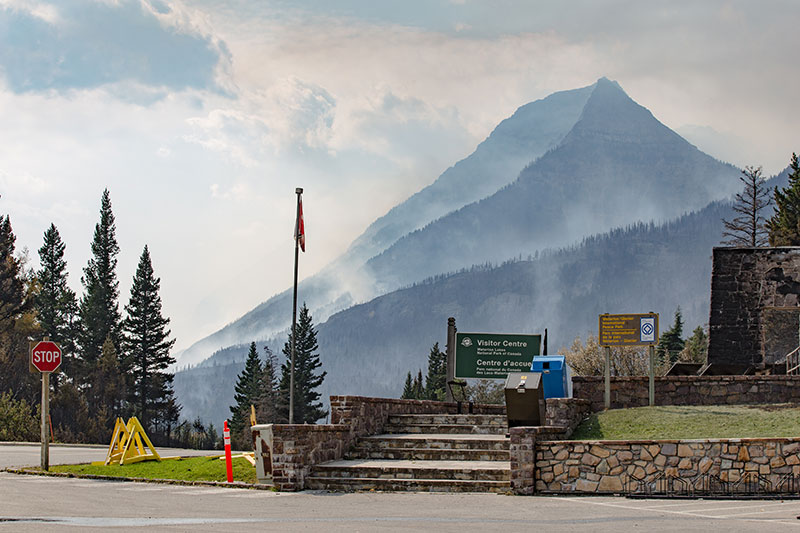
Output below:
[41,372,49,471]
[604,346,611,410]
[649,345,655,406]
[446,317,456,402]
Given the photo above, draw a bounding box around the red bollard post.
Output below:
[223,420,233,483]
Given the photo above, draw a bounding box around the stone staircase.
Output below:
[306,413,511,493]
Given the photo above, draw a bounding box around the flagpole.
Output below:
[290,187,303,424]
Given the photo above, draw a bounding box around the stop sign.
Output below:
[31,341,62,373]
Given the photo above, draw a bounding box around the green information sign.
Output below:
[455,332,541,379]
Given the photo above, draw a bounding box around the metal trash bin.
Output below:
[531,355,573,399]
[504,372,546,428]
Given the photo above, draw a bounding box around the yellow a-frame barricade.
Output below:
[95,416,162,466]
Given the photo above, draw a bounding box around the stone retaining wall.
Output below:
[532,437,800,495]
[573,375,800,412]
[546,398,591,435]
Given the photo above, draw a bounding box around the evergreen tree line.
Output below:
[0,190,181,446]
[400,342,446,401]
[723,153,800,247]
[228,304,327,449]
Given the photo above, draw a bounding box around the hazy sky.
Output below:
[1,0,797,351]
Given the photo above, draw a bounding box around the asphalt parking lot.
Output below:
[3,472,800,532]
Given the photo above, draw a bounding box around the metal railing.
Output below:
[626,471,800,498]
[786,346,800,375]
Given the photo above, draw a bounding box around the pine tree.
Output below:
[424,342,446,401]
[679,326,708,364]
[89,336,126,440]
[229,342,263,448]
[0,216,28,332]
[122,245,176,430]
[656,308,685,364]
[255,345,279,425]
[722,166,771,246]
[278,304,327,424]
[0,215,38,404]
[77,189,122,393]
[35,224,78,381]
[401,372,414,399]
[413,370,424,399]
[767,153,800,245]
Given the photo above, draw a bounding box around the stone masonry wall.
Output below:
[533,437,800,494]
[330,395,505,434]
[509,426,569,495]
[546,398,591,435]
[573,375,800,412]
[709,247,800,369]
[264,425,352,491]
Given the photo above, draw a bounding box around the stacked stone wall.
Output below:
[532,437,800,494]
[573,375,800,412]
[546,398,591,435]
[709,247,800,368]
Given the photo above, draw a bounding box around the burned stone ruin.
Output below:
[707,247,800,374]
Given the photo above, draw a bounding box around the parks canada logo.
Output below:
[461,337,473,348]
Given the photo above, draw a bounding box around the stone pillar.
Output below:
[509,427,537,495]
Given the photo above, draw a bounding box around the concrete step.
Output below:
[305,476,511,493]
[383,414,508,435]
[389,414,508,426]
[306,459,511,493]
[347,447,509,461]
[387,414,507,427]
[348,433,510,461]
[383,423,506,434]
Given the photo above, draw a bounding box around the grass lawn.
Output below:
[571,404,800,440]
[49,455,257,484]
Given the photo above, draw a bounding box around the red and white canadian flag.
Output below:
[295,196,305,252]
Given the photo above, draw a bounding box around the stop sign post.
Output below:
[30,340,61,471]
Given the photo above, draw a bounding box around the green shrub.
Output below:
[0,391,39,441]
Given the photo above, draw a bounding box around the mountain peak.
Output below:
[562,76,681,145]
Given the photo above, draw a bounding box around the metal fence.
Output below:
[625,471,800,498]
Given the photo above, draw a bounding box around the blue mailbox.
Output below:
[530,355,573,399]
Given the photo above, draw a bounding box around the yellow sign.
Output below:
[599,313,659,346]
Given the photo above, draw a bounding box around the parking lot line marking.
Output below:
[696,501,794,512]
[561,497,800,522]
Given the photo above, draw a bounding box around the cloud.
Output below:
[0,0,230,95]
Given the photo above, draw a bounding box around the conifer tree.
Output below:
[413,370,424,399]
[89,336,126,439]
[424,342,446,401]
[122,245,176,430]
[255,345,279,425]
[278,304,327,424]
[35,224,78,381]
[767,153,800,245]
[722,166,771,246]
[0,215,28,332]
[656,308,685,364]
[0,215,38,403]
[401,372,414,399]
[229,342,263,448]
[78,189,122,392]
[679,326,708,364]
